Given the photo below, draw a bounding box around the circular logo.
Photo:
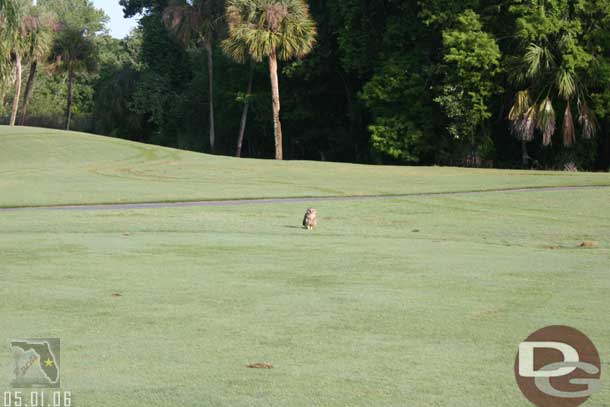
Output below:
[514,326,602,407]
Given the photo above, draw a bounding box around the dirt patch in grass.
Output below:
[580,241,598,248]
[247,363,273,369]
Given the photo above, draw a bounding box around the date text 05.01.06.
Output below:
[3,391,71,407]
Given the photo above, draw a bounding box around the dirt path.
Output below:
[1,185,608,212]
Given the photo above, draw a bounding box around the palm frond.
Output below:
[0,0,18,32]
[510,104,537,142]
[578,99,597,139]
[557,69,576,100]
[524,43,554,78]
[223,0,317,63]
[508,90,530,121]
[537,97,556,146]
[163,2,203,45]
[509,90,537,142]
[23,5,54,63]
[522,105,537,142]
[265,3,288,32]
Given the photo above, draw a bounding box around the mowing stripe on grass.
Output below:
[1,185,609,212]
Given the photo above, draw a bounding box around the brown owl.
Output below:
[302,208,318,230]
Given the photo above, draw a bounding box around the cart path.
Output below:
[1,185,609,212]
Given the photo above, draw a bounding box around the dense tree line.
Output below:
[1,0,609,170]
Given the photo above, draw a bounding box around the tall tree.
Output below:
[507,0,599,159]
[223,0,317,160]
[43,0,106,130]
[435,10,501,164]
[0,0,34,126]
[163,0,224,152]
[51,29,98,130]
[119,0,169,17]
[357,0,445,164]
[20,3,54,125]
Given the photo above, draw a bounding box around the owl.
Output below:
[302,208,318,230]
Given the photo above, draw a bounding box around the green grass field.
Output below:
[1,126,610,207]
[1,126,609,406]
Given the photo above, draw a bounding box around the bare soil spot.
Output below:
[247,363,273,369]
[580,241,598,248]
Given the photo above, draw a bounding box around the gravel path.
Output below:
[1,185,608,212]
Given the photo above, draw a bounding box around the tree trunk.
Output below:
[268,50,283,160]
[521,139,529,168]
[606,122,610,171]
[20,61,38,126]
[236,67,254,158]
[9,52,22,127]
[205,38,216,153]
[601,118,610,171]
[338,70,358,158]
[470,127,477,167]
[65,66,74,130]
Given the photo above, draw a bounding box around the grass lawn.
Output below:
[0,128,609,406]
[1,126,610,207]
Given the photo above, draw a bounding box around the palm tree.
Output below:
[508,90,536,167]
[223,0,317,160]
[19,4,54,125]
[508,41,597,166]
[163,0,224,152]
[50,27,98,130]
[0,2,17,101]
[0,0,18,35]
[0,0,34,126]
[0,0,18,28]
[41,0,105,130]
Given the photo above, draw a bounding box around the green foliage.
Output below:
[326,0,386,76]
[223,0,317,63]
[361,60,438,164]
[508,0,606,150]
[369,117,424,163]
[40,0,107,32]
[22,66,66,116]
[0,1,18,89]
[0,0,18,25]
[435,10,500,156]
[22,4,54,64]
[120,0,169,17]
[0,0,29,53]
[358,1,444,163]
[129,11,193,146]
[45,0,106,74]
[163,0,225,45]
[0,1,41,85]
[3,0,610,169]
[94,34,146,139]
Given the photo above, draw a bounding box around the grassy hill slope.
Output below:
[1,126,609,207]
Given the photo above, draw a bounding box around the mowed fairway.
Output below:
[0,127,609,406]
[2,126,610,208]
